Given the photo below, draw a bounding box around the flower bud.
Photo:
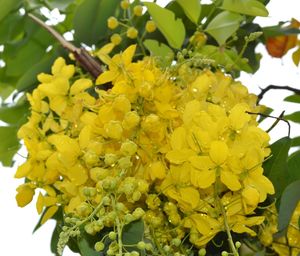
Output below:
[127,27,138,39]
[107,16,119,29]
[145,20,156,33]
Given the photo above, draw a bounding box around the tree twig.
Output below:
[246,111,291,137]
[27,13,103,79]
[257,85,300,103]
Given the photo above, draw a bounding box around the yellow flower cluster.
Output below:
[259,202,300,255]
[15,45,275,254]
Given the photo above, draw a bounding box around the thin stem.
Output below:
[215,176,238,255]
[257,85,300,103]
[246,111,291,137]
[28,13,78,53]
[112,196,124,255]
[27,13,104,80]
[220,200,238,255]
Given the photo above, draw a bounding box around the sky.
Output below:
[1,1,300,256]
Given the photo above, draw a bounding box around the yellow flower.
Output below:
[243,167,274,202]
[96,44,136,85]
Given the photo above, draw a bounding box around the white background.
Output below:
[1,1,300,255]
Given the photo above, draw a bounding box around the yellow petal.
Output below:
[170,127,187,150]
[51,57,65,75]
[15,161,31,178]
[79,125,92,149]
[166,149,195,164]
[229,103,250,131]
[190,169,216,188]
[97,43,115,56]
[148,161,166,180]
[43,196,58,207]
[187,214,216,235]
[122,44,136,66]
[96,70,118,85]
[221,170,241,191]
[189,155,215,170]
[242,186,260,207]
[49,95,67,115]
[179,187,200,210]
[36,192,44,214]
[41,205,59,224]
[68,163,88,186]
[209,140,228,165]
[70,78,93,95]
[16,184,35,207]
[38,77,69,97]
[183,100,201,125]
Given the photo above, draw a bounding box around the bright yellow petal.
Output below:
[16,184,35,207]
[189,155,215,170]
[170,127,187,150]
[38,77,69,97]
[221,170,241,191]
[49,95,67,116]
[36,192,44,214]
[15,161,31,178]
[179,187,200,210]
[122,44,136,66]
[97,43,115,56]
[166,149,195,164]
[70,78,93,95]
[183,100,201,125]
[51,57,65,75]
[190,168,216,188]
[148,161,166,180]
[68,163,88,186]
[209,140,228,165]
[229,103,250,131]
[96,70,118,85]
[41,205,59,224]
[79,125,92,149]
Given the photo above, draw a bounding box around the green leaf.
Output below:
[143,39,174,66]
[197,45,251,72]
[175,0,201,24]
[0,0,22,22]
[0,126,20,166]
[0,12,24,44]
[222,0,268,17]
[288,151,300,181]
[205,11,243,45]
[122,220,144,252]
[258,107,273,122]
[263,137,291,199]
[291,136,300,147]
[0,101,29,125]
[263,26,300,38]
[4,20,55,78]
[284,94,300,104]
[277,180,300,237]
[285,111,300,123]
[0,83,15,100]
[73,0,119,45]
[144,2,185,49]
[45,0,75,11]
[78,232,99,256]
[50,222,60,256]
[16,48,60,92]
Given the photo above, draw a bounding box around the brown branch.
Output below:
[246,111,291,137]
[257,85,300,103]
[27,13,104,80]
